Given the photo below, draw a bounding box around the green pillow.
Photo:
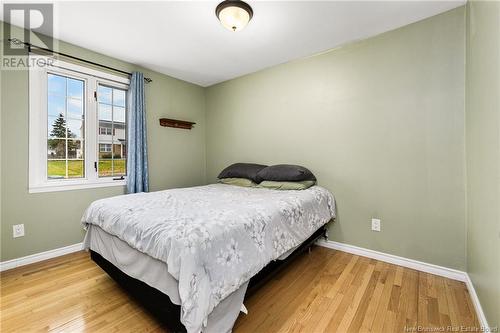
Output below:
[258,180,316,190]
[218,178,257,187]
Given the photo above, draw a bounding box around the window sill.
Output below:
[29,179,127,194]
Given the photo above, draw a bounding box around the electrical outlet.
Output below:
[13,224,25,238]
[371,218,381,232]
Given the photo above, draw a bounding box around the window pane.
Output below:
[68,140,84,159]
[114,123,126,140]
[98,103,112,121]
[67,98,84,119]
[47,139,66,159]
[98,86,112,104]
[67,119,84,138]
[48,74,66,95]
[67,78,83,100]
[68,160,84,178]
[48,115,66,138]
[47,160,66,179]
[113,106,126,123]
[112,142,126,176]
[98,159,112,177]
[99,144,112,155]
[98,121,112,136]
[46,73,86,181]
[113,159,126,176]
[112,144,123,159]
[98,84,127,178]
[48,95,65,117]
[113,89,126,107]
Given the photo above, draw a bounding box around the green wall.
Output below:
[0,23,206,261]
[205,8,467,270]
[465,1,500,327]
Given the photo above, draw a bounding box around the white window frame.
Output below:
[29,55,130,193]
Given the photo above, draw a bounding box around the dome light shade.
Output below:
[216,0,253,32]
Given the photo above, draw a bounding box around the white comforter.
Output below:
[81,184,335,333]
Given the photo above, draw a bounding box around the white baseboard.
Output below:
[0,243,83,272]
[316,239,467,281]
[316,239,490,330]
[464,274,491,331]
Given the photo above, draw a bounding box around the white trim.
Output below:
[316,239,492,330]
[51,57,130,86]
[0,243,83,272]
[464,274,491,331]
[29,179,126,193]
[316,239,467,281]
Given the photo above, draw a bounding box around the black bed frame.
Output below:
[90,225,327,332]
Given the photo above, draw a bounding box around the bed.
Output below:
[82,183,336,333]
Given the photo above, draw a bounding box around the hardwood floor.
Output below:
[0,247,479,332]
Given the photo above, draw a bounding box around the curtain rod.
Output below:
[8,38,153,83]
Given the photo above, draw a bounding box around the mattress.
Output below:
[82,184,336,333]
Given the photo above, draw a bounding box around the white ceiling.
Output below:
[4,1,465,87]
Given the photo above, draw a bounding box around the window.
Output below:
[99,127,112,135]
[99,143,112,152]
[97,85,127,178]
[29,56,129,192]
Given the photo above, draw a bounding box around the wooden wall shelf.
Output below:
[159,118,196,130]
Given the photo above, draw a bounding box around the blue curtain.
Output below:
[126,72,149,193]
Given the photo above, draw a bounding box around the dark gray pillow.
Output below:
[218,163,268,183]
[256,164,316,182]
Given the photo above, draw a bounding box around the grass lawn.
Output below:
[98,159,126,177]
[48,159,126,178]
[47,160,83,178]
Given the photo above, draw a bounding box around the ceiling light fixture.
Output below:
[216,0,253,32]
